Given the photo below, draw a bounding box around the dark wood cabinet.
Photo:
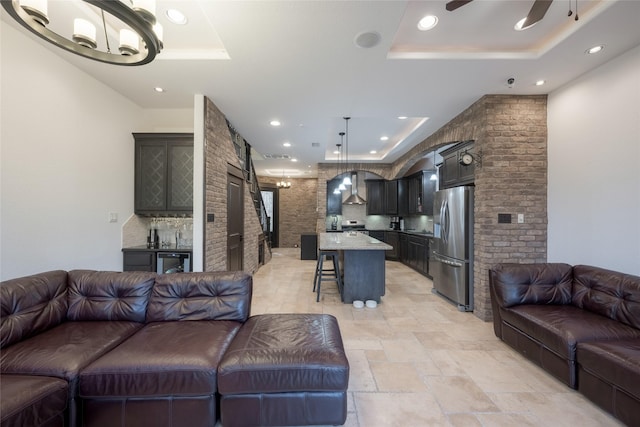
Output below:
[123,250,156,272]
[366,180,385,215]
[399,233,408,261]
[384,180,398,215]
[439,140,475,189]
[384,231,399,260]
[134,133,193,216]
[398,179,409,217]
[397,233,430,277]
[404,171,436,215]
[326,180,342,215]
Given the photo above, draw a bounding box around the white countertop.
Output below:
[319,232,393,251]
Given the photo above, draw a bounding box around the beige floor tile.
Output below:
[251,248,623,426]
[370,361,429,392]
[425,375,500,413]
[355,392,449,427]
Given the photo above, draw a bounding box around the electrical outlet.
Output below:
[108,212,118,223]
[517,213,524,224]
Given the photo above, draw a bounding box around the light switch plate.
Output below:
[517,213,524,224]
[109,212,118,223]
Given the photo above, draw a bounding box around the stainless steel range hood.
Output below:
[343,172,366,205]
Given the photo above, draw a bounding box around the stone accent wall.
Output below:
[258,177,318,247]
[391,95,548,320]
[203,97,271,274]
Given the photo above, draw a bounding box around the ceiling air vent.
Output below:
[311,142,320,148]
[263,154,292,160]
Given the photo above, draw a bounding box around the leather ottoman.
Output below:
[218,314,350,427]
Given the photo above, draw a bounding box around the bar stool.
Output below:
[313,250,343,302]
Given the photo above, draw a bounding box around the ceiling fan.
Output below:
[446,0,555,29]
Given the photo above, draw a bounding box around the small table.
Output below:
[318,232,392,303]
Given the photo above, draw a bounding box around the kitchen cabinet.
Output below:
[439,140,475,189]
[134,133,194,216]
[365,180,385,215]
[398,179,409,216]
[369,230,384,242]
[384,231,399,260]
[397,233,430,277]
[384,180,398,215]
[122,250,156,272]
[399,232,408,261]
[326,180,342,215]
[405,171,436,215]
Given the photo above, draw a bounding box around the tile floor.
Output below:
[250,248,623,427]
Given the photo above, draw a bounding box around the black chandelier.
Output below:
[1,0,163,66]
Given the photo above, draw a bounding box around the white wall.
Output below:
[0,25,193,280]
[548,45,640,275]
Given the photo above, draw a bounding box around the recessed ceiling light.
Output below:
[333,150,340,154]
[417,15,438,31]
[154,87,164,93]
[370,150,377,154]
[291,158,298,162]
[380,136,389,141]
[586,45,604,54]
[397,116,408,120]
[283,142,291,147]
[535,80,546,86]
[270,120,281,127]
[166,9,187,25]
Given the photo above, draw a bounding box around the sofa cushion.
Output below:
[67,270,156,322]
[499,304,640,360]
[146,272,252,322]
[0,321,143,389]
[1,270,68,349]
[0,374,68,427]
[489,263,573,308]
[572,265,640,329]
[79,320,242,397]
[577,339,640,399]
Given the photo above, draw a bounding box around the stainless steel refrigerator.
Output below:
[430,186,474,311]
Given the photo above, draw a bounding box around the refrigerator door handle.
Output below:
[441,199,450,244]
[433,254,462,267]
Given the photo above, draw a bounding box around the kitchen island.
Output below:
[319,232,393,304]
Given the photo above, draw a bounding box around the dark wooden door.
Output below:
[227,172,244,271]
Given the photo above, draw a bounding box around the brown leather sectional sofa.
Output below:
[489,263,640,426]
[0,270,349,427]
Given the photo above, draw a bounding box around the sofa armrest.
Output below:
[146,272,253,322]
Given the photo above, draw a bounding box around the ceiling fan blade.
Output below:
[523,0,553,28]
[446,0,474,12]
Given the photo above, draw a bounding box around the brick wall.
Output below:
[391,95,548,320]
[203,97,271,274]
[258,177,318,247]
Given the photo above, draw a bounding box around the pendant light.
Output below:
[2,0,163,66]
[337,132,347,191]
[342,117,352,186]
[334,140,343,194]
[277,170,291,189]
[430,150,438,181]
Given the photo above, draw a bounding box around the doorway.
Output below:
[227,166,244,271]
[260,185,279,248]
